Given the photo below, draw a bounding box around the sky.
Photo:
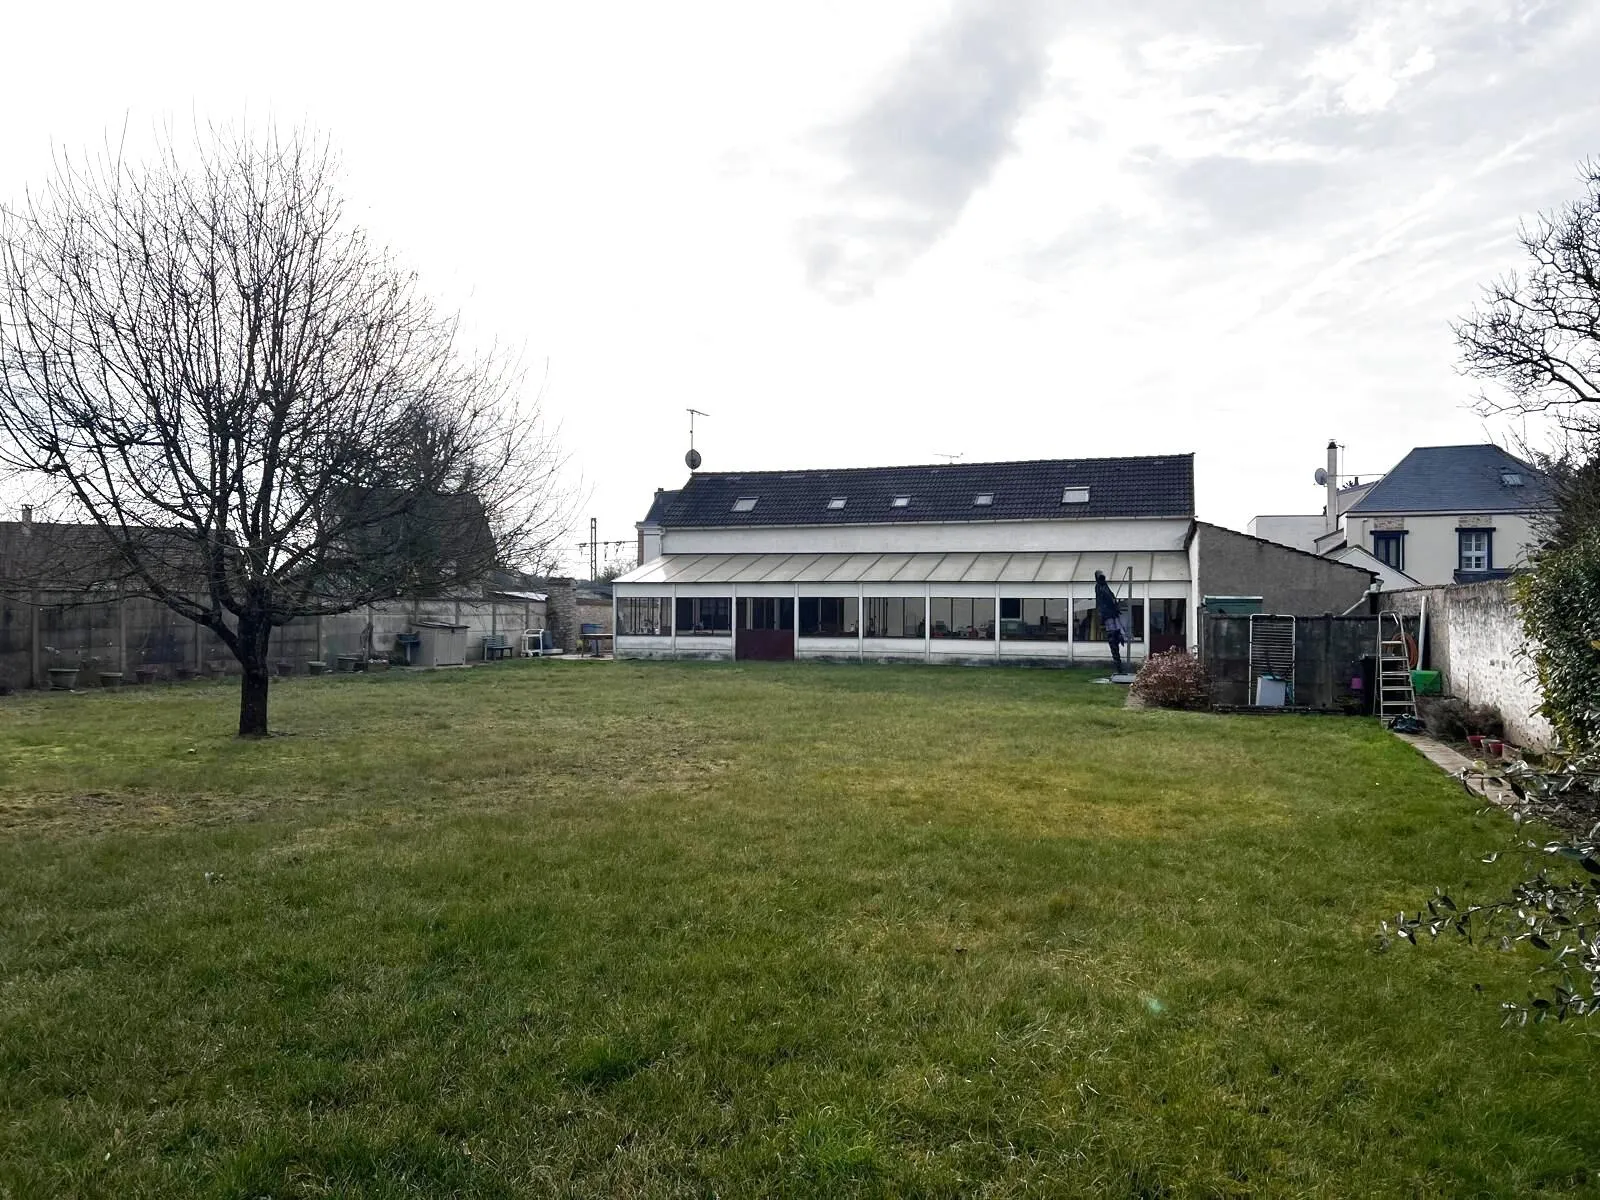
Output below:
[1,0,1596,574]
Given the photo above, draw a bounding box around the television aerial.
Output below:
[686,408,708,471]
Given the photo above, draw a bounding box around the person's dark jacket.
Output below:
[1094,579,1120,624]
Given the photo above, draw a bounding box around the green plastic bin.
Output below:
[1411,669,1442,696]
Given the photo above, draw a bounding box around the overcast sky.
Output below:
[2,0,1595,573]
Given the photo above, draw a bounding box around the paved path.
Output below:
[1392,731,1512,807]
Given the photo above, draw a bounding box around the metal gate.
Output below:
[1247,615,1296,705]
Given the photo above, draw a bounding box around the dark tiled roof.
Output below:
[639,489,679,525]
[655,455,1194,528]
[1347,445,1555,515]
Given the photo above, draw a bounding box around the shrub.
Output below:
[1129,650,1210,710]
[1417,696,1503,743]
[1517,532,1600,752]
[1384,749,1600,1025]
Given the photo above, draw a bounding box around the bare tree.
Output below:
[1455,160,1600,438]
[0,126,572,735]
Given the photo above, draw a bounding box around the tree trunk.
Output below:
[236,609,274,738]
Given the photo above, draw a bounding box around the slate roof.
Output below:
[1347,445,1555,515]
[639,489,679,526]
[651,455,1194,528]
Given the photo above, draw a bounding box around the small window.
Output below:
[731,496,758,513]
[1372,531,1405,571]
[973,493,994,507]
[1459,530,1491,573]
[1061,487,1090,504]
[890,495,911,508]
[1500,471,1523,487]
[827,497,847,510]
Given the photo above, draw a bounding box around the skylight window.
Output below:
[1500,471,1524,487]
[827,497,847,510]
[973,493,994,506]
[731,496,758,512]
[890,495,911,508]
[1061,487,1090,504]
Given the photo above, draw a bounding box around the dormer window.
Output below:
[890,495,911,508]
[827,497,847,510]
[731,496,758,513]
[973,493,994,507]
[1500,471,1523,487]
[1061,487,1090,504]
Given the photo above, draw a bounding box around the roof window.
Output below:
[973,493,994,506]
[731,496,758,512]
[1500,471,1523,487]
[890,495,911,508]
[1061,487,1090,504]
[827,496,847,510]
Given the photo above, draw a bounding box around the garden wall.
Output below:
[0,591,550,689]
[1380,581,1554,749]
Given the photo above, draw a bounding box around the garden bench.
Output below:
[482,633,513,661]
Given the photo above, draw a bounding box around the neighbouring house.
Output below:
[611,454,1376,668]
[1250,442,1554,589]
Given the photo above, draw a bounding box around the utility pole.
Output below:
[575,520,632,581]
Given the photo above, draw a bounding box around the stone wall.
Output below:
[545,578,578,653]
[1382,580,1554,748]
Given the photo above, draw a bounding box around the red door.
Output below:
[736,598,795,661]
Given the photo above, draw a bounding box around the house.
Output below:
[611,454,1376,667]
[1250,442,1553,588]
[1335,445,1553,585]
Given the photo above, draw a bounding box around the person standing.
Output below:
[1093,570,1128,675]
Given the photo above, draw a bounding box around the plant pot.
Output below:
[134,666,160,685]
[1485,740,1505,757]
[99,672,124,689]
[1467,735,1485,750]
[174,666,197,681]
[273,660,293,678]
[46,667,79,691]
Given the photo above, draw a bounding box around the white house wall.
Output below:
[1344,512,1539,586]
[661,517,1191,557]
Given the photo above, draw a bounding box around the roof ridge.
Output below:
[679,452,1194,479]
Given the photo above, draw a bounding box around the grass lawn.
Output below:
[1,661,1596,1197]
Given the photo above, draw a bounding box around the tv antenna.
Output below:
[686,408,709,471]
[933,451,963,464]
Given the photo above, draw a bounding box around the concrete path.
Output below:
[1392,731,1512,807]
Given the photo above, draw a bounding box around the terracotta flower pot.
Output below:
[1485,740,1505,757]
[1467,735,1485,750]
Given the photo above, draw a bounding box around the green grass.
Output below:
[1,661,1596,1197]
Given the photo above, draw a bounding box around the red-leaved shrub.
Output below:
[1129,649,1210,710]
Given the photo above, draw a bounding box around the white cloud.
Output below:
[0,0,1596,557]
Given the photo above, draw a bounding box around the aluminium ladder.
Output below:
[1377,610,1417,722]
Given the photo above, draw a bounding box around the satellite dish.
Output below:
[685,448,702,471]
[1313,467,1328,485]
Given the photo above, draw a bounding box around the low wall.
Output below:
[0,591,548,689]
[1382,580,1554,748]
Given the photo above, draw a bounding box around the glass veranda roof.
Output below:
[615,550,1189,587]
